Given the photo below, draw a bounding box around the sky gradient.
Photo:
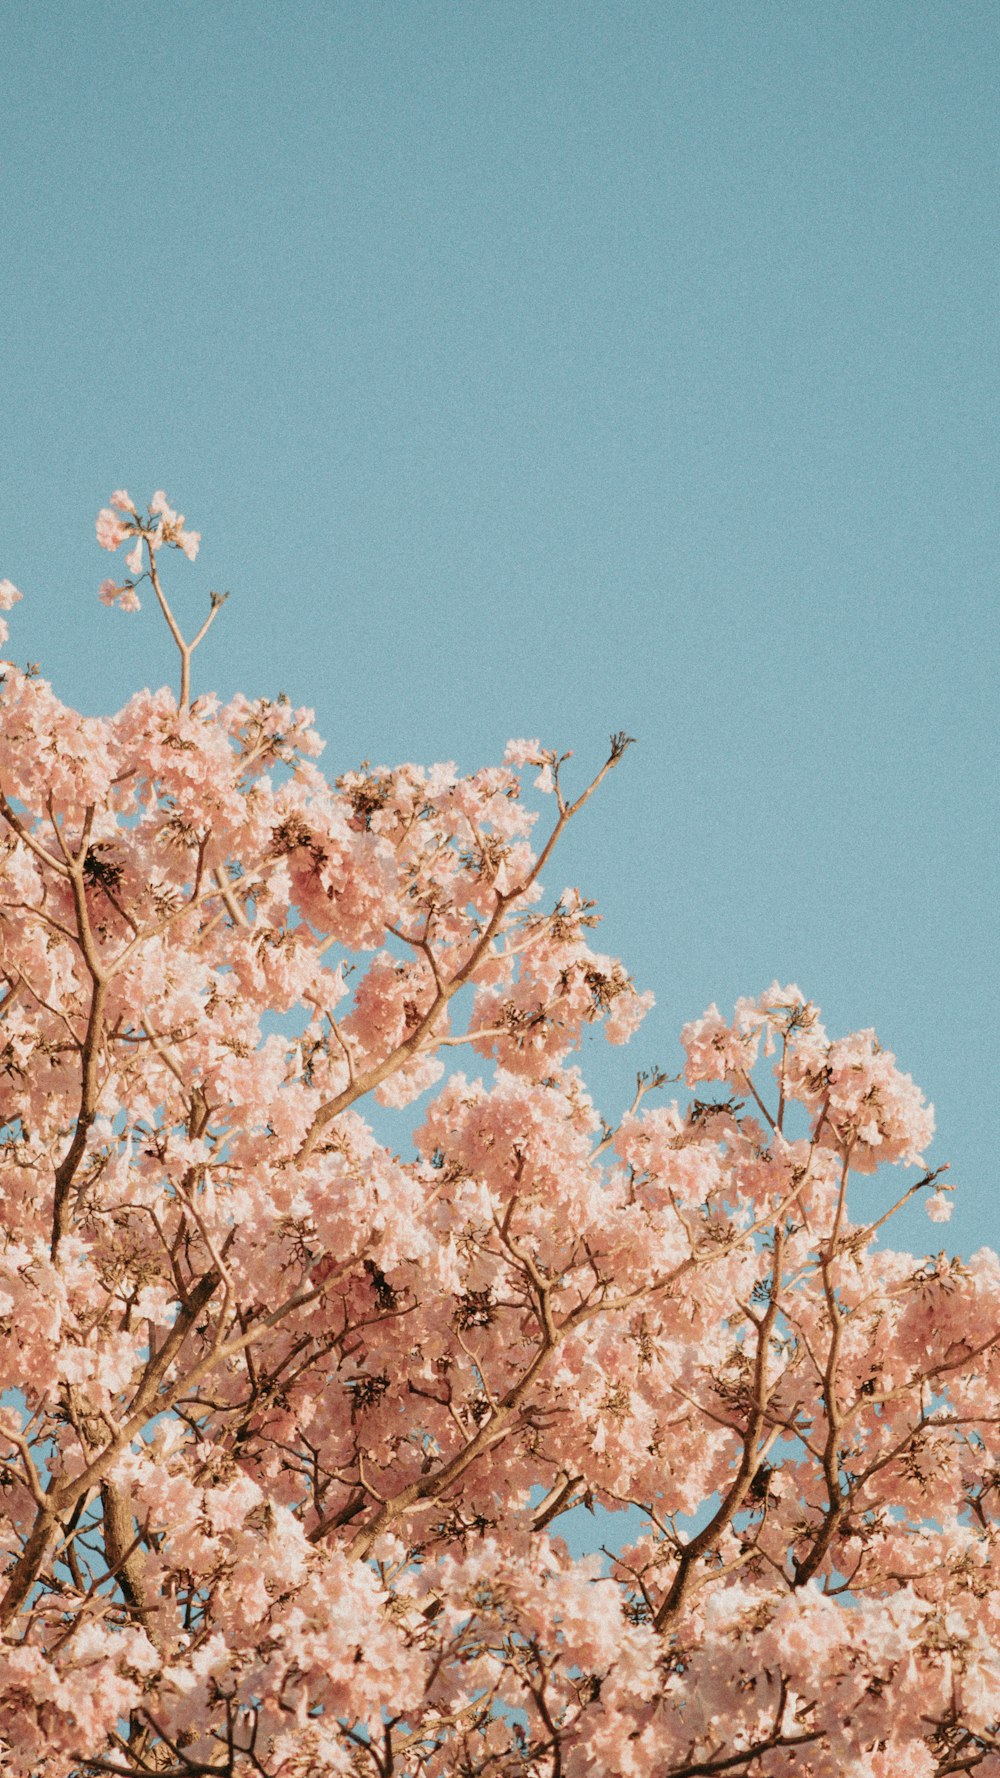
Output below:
[1,1,997,1254]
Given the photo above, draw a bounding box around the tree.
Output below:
[0,489,995,1778]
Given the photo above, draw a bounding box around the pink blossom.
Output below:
[681,1000,760,1087]
[98,578,140,612]
[146,489,200,558]
[504,736,546,767]
[0,579,22,611]
[605,984,655,1043]
[95,506,128,551]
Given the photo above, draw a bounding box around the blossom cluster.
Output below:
[96,488,201,610]
[0,497,992,1778]
[0,579,21,648]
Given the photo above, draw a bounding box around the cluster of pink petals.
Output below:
[0,578,21,647]
[95,488,200,605]
[99,576,141,611]
[0,503,989,1778]
[505,735,559,791]
[784,1022,936,1170]
[149,487,201,559]
[94,505,130,551]
[683,983,934,1171]
[504,736,548,767]
[681,980,810,1089]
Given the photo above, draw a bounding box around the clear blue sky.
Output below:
[1,2,997,1253]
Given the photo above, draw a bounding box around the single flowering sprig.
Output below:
[0,579,22,649]
[95,488,224,708]
[96,488,200,571]
[504,737,577,797]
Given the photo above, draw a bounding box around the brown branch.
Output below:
[654,1224,786,1630]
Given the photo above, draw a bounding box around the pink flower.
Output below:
[504,737,546,768]
[681,1001,760,1087]
[96,507,128,551]
[98,578,140,612]
[0,579,22,611]
[149,490,200,559]
[926,1190,952,1223]
[605,985,655,1044]
[95,488,200,575]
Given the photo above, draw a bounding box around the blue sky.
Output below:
[1,1,997,1253]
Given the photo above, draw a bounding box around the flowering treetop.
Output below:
[0,493,995,1778]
